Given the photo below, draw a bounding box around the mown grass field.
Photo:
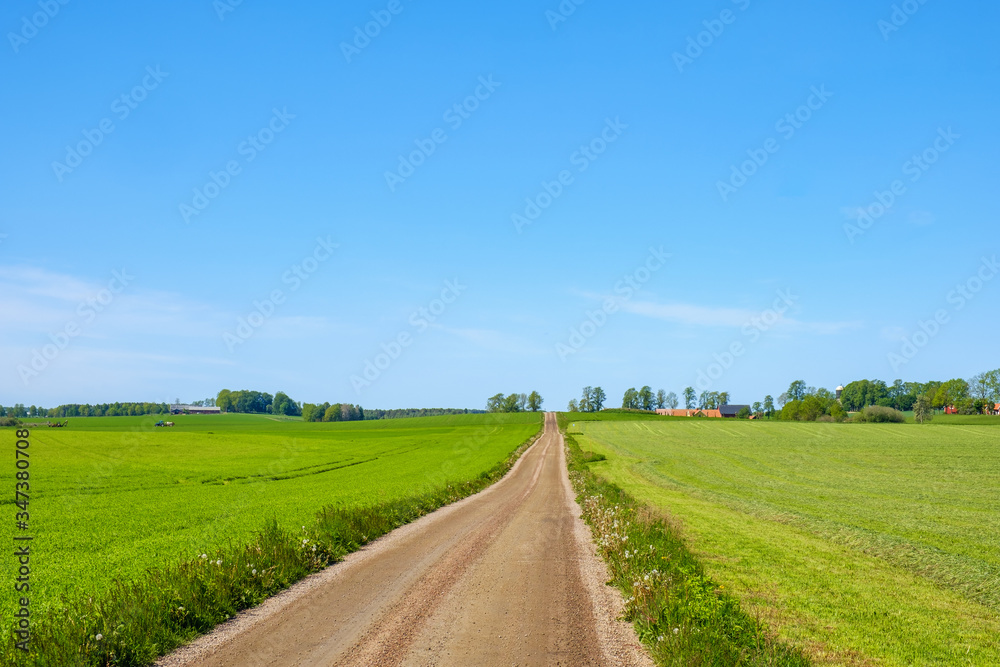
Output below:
[568,415,1000,666]
[0,413,542,621]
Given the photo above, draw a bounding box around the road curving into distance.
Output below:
[157,412,652,667]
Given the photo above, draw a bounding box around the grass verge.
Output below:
[5,430,541,666]
[561,418,810,666]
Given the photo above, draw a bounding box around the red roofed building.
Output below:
[655,408,723,418]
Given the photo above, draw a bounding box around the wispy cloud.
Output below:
[611,297,861,335]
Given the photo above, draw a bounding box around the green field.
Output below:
[570,417,1000,666]
[0,413,542,619]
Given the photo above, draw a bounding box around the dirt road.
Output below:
[158,412,652,667]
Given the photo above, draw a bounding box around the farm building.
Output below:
[655,408,723,418]
[170,404,222,415]
[944,403,1000,415]
[720,404,751,418]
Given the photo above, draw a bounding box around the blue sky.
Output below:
[2,0,997,410]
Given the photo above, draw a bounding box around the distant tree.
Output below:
[527,391,543,412]
[217,389,233,413]
[752,401,762,418]
[271,391,300,416]
[984,369,1000,404]
[913,394,932,423]
[698,391,710,409]
[580,387,593,413]
[590,387,606,412]
[655,389,667,410]
[780,400,802,421]
[567,399,579,412]
[486,393,506,413]
[718,391,730,406]
[502,394,522,413]
[777,392,789,408]
[970,372,990,401]
[787,380,807,402]
[665,392,679,409]
[737,406,751,419]
[622,388,639,410]
[683,387,696,409]
[639,386,655,411]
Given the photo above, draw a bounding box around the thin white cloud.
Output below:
[614,298,862,335]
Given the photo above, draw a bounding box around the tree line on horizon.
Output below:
[0,389,488,425]
[485,391,543,413]
[566,386,738,413]
[562,367,1000,423]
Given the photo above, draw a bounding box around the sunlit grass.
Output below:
[573,419,1000,665]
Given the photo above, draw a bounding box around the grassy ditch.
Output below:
[562,421,810,666]
[5,431,541,667]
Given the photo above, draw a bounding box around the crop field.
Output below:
[569,416,1000,666]
[0,413,542,620]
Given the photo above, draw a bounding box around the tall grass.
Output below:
[4,432,540,666]
[563,426,810,666]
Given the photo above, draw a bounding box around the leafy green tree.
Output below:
[216,389,233,413]
[271,391,300,416]
[502,394,522,413]
[763,395,774,417]
[665,392,679,409]
[590,387,606,412]
[752,401,762,417]
[737,406,751,419]
[718,391,730,406]
[655,389,666,410]
[698,391,710,409]
[527,391,543,412]
[639,386,655,411]
[486,393,506,413]
[580,387,593,412]
[567,399,579,412]
[622,388,639,409]
[780,400,802,421]
[983,369,1000,403]
[787,380,807,402]
[683,387,696,409]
